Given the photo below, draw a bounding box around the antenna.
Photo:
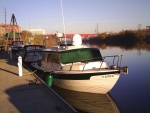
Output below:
[97,22,98,34]
[60,0,67,45]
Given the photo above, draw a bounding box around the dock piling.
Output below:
[18,56,22,76]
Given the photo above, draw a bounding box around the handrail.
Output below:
[66,55,123,71]
[103,55,123,67]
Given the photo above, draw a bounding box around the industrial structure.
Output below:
[0,14,21,40]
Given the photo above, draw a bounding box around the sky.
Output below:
[0,0,150,34]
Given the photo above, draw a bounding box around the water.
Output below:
[102,47,150,113]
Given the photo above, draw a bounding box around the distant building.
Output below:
[27,29,45,35]
[0,23,21,37]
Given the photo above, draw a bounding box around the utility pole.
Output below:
[137,24,142,30]
[4,7,8,51]
[4,7,6,35]
[96,22,99,34]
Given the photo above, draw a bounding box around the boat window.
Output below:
[26,46,45,50]
[26,51,41,57]
[27,53,34,57]
[47,53,60,63]
[26,46,34,50]
[35,46,45,50]
[42,53,46,61]
[60,48,102,64]
[35,51,42,56]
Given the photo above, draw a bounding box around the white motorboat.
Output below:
[31,33,128,94]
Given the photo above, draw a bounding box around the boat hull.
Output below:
[31,62,125,94]
[52,73,120,94]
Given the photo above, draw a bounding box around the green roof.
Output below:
[7,31,20,38]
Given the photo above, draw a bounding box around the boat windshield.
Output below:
[27,51,42,57]
[60,48,102,64]
[25,45,45,51]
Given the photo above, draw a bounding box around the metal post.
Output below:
[10,51,12,59]
[7,47,9,54]
[18,56,22,76]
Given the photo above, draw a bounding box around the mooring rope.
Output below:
[18,62,37,75]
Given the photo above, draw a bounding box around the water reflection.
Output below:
[52,86,120,113]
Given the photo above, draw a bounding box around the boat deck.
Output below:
[0,51,76,113]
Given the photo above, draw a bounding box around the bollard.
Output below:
[46,75,53,87]
[18,56,23,76]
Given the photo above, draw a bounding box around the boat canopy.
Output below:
[60,48,102,64]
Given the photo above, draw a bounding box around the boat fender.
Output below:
[46,75,53,87]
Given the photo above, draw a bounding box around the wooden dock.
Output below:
[0,51,76,113]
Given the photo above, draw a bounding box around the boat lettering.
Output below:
[101,75,114,78]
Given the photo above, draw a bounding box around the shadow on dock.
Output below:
[0,67,18,76]
[0,51,18,67]
[5,83,73,113]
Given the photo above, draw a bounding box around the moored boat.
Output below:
[11,41,24,55]
[31,33,128,94]
[22,45,45,64]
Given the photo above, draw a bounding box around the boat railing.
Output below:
[84,55,123,71]
[66,55,123,71]
[102,55,123,68]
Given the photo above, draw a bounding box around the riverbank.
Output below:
[83,29,150,51]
